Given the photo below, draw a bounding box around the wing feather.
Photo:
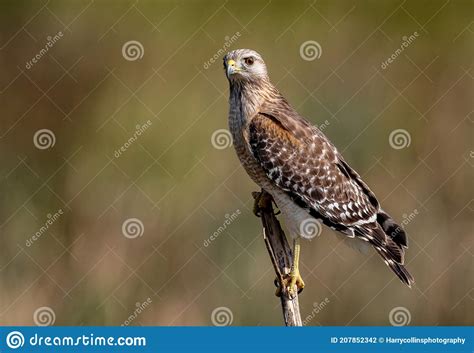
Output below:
[248,112,377,227]
[247,109,414,286]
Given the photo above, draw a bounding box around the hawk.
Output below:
[224,49,414,296]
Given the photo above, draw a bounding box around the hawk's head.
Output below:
[224,49,268,82]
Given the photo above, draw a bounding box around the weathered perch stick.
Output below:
[252,190,302,326]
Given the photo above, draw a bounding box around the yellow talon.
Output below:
[288,268,305,298]
[275,271,305,298]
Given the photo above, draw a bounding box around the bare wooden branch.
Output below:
[252,190,303,326]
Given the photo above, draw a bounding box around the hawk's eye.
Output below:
[244,57,254,66]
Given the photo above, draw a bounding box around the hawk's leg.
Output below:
[275,238,305,298]
[288,237,305,297]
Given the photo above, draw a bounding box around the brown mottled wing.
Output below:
[247,108,414,286]
[248,111,377,227]
[258,101,378,209]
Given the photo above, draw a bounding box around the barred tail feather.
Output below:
[374,246,414,287]
[355,222,414,287]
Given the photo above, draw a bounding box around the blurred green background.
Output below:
[0,0,472,326]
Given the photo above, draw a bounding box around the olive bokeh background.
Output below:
[0,0,472,326]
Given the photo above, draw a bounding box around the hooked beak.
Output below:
[226,59,240,77]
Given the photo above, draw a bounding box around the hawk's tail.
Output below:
[355,211,415,287]
[374,244,414,287]
[377,210,408,248]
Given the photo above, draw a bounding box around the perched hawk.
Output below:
[224,49,414,295]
